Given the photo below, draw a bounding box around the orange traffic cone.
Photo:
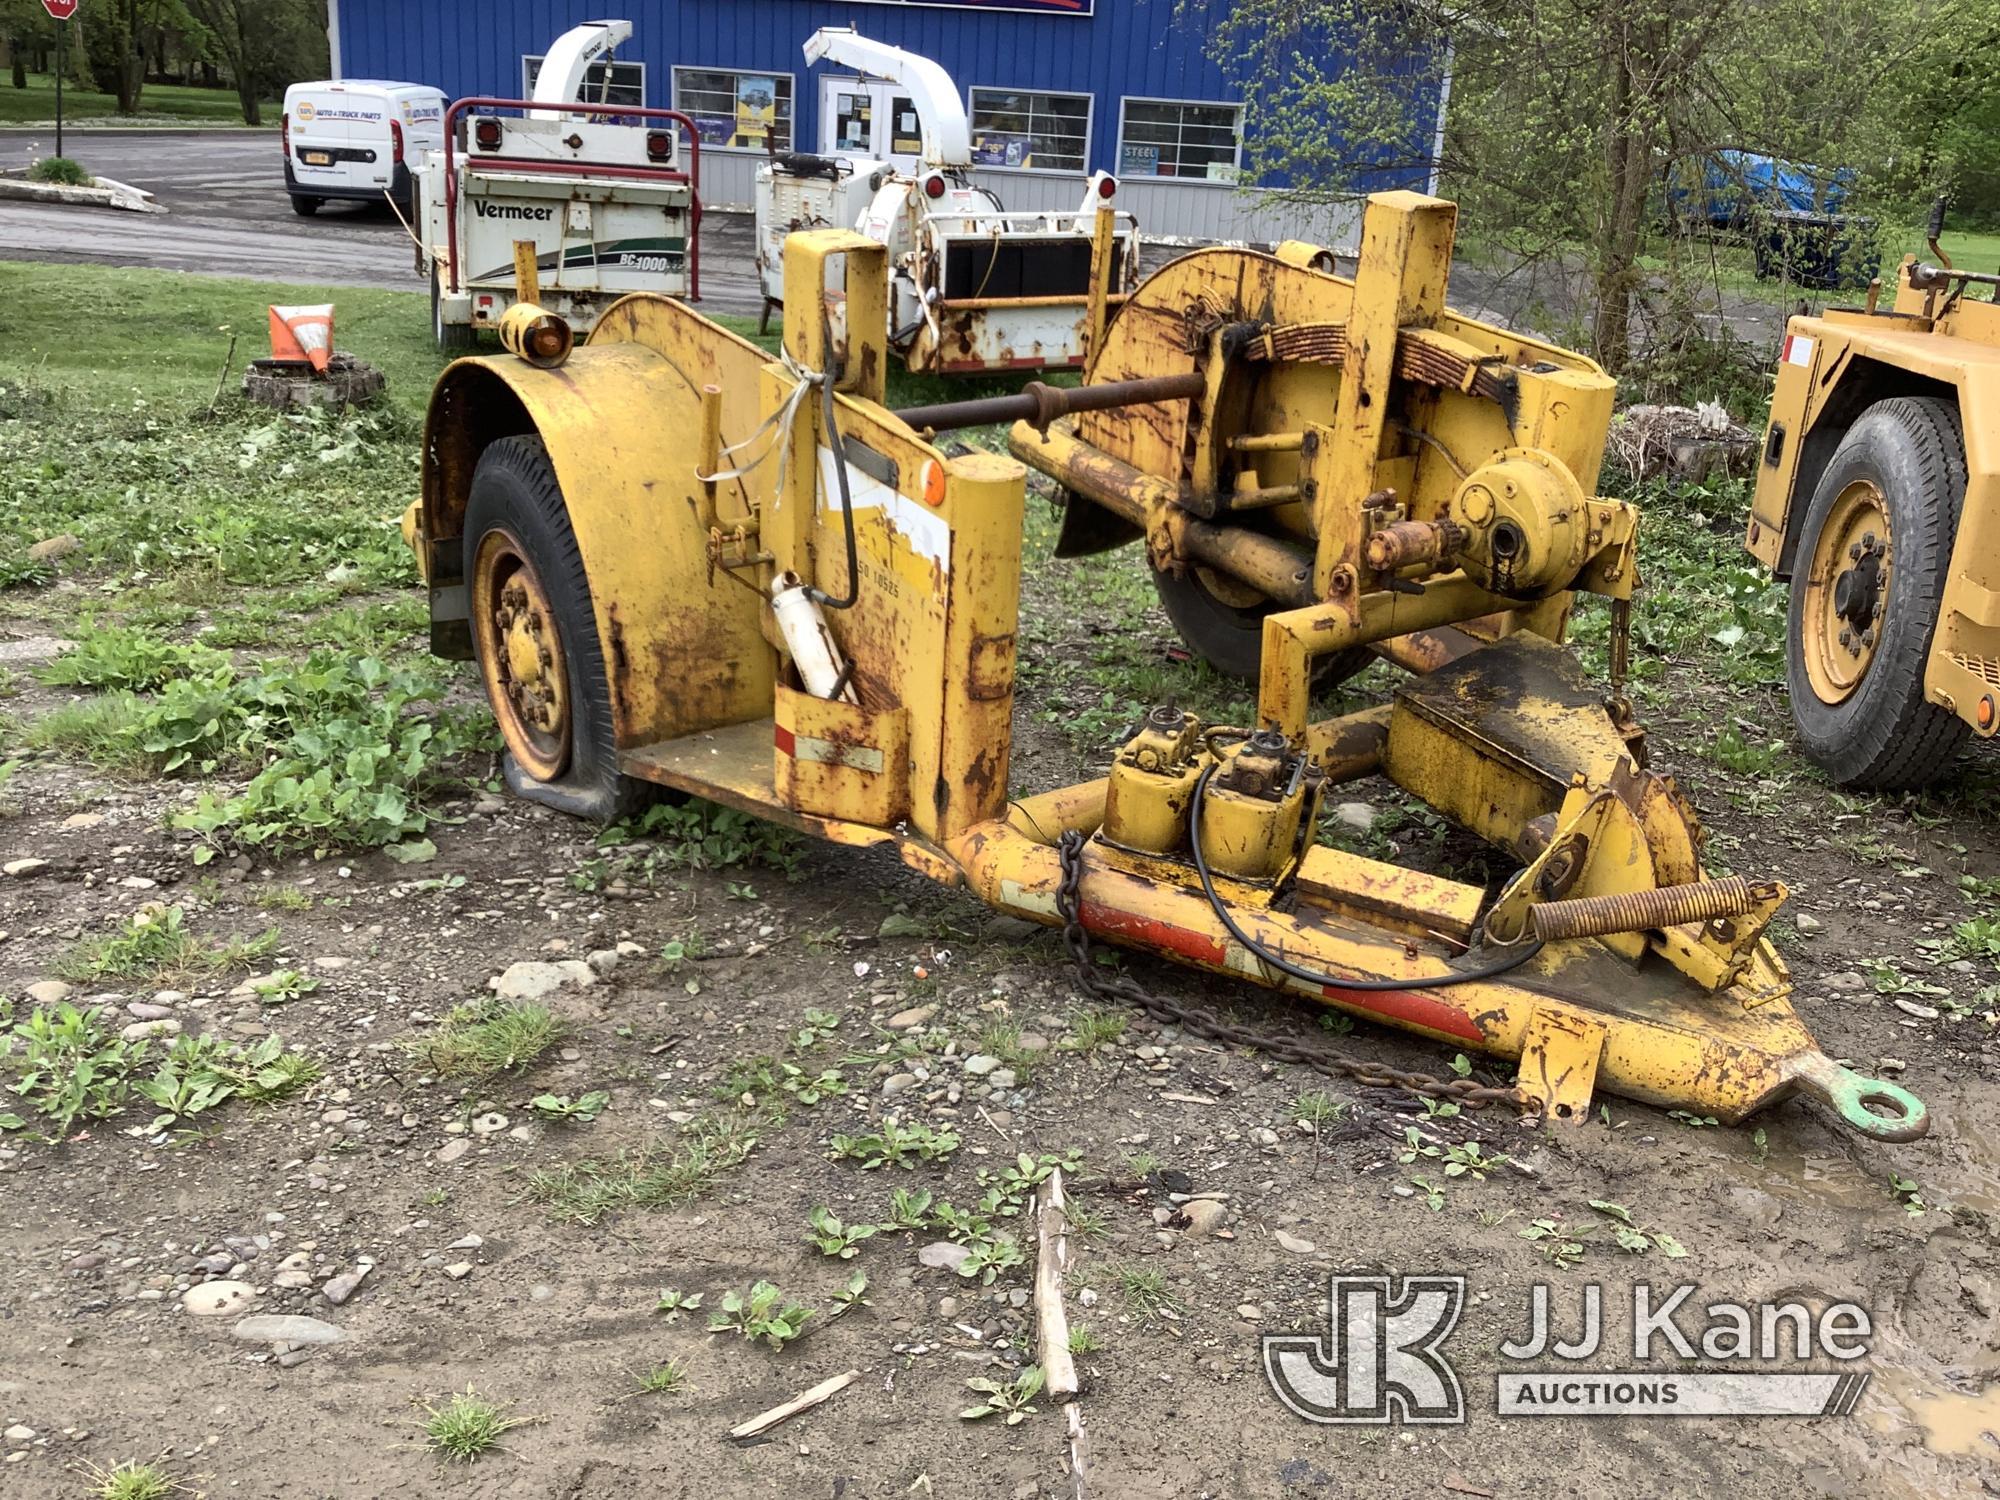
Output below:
[269,304,335,373]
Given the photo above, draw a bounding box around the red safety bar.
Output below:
[442,96,703,302]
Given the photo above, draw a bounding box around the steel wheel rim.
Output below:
[1802,479,1892,705]
[471,528,571,780]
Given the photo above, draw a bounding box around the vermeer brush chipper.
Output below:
[404,189,1926,1142]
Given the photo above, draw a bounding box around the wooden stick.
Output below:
[1033,1167,1079,1401]
[207,331,237,414]
[1065,1402,1089,1500]
[727,1368,858,1441]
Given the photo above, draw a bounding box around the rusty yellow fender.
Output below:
[405,295,775,759]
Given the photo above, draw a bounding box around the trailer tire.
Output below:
[290,195,322,217]
[1785,395,1968,788]
[431,268,476,354]
[464,435,653,823]
[1152,565,1369,690]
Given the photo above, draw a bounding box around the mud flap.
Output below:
[1052,487,1143,558]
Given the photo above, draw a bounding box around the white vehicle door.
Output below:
[819,77,923,174]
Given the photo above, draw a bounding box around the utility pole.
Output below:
[41,0,80,160]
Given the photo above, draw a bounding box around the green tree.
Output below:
[82,0,202,113]
[1191,0,1999,377]
[0,0,55,90]
[186,0,326,125]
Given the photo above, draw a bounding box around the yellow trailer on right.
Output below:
[1748,199,2000,787]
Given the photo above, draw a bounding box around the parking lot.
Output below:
[0,127,772,315]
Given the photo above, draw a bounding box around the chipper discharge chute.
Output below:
[404,189,1925,1143]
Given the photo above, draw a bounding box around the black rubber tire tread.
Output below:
[464,435,652,823]
[431,267,476,354]
[1785,394,1969,789]
[289,195,321,217]
[1152,566,1370,690]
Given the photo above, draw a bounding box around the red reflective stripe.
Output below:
[1079,898,1227,966]
[1323,983,1484,1043]
[773,725,797,758]
[1078,894,1485,1044]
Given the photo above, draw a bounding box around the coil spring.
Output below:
[1529,876,1754,942]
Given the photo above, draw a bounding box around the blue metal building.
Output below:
[327,0,1429,244]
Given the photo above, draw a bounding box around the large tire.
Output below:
[1152,565,1371,689]
[1785,395,1969,788]
[290,194,321,217]
[431,267,476,354]
[464,435,652,822]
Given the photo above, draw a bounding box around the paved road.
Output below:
[0,127,1779,349]
[0,127,771,315]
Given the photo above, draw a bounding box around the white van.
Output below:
[282,80,446,216]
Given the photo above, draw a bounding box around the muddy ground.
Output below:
[2,599,1998,1500]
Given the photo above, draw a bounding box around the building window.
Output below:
[520,56,646,109]
[1117,98,1243,183]
[673,67,795,152]
[967,87,1090,173]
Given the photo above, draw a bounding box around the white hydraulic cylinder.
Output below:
[771,572,859,703]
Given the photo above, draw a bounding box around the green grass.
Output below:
[418,1387,531,1463]
[80,1459,179,1500]
[1893,223,2000,271]
[630,1358,691,1396]
[524,1114,762,1226]
[0,71,264,127]
[399,999,561,1079]
[23,693,151,773]
[56,904,278,983]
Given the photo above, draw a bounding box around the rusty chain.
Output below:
[1053,829,1527,1111]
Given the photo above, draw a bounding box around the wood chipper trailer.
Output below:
[403,189,1925,1143]
[753,27,1139,375]
[1748,197,2000,788]
[413,20,702,353]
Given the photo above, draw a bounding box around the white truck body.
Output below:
[755,27,1139,375]
[414,21,698,350]
[283,80,445,213]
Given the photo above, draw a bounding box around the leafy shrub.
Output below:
[28,156,92,187]
[708,1280,814,1350]
[167,655,493,855]
[0,553,53,590]
[0,1002,147,1137]
[38,625,227,693]
[829,1119,961,1170]
[135,1033,319,1130]
[602,798,801,876]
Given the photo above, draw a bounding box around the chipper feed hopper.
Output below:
[404,190,1924,1142]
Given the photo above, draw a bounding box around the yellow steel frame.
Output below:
[1750,262,2000,739]
[406,193,1927,1143]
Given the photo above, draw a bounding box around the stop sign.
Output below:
[42,0,79,19]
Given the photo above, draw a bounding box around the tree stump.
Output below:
[242,353,385,411]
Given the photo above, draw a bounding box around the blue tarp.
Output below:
[1670,150,1856,227]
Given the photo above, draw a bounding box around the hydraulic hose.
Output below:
[1188,762,1546,991]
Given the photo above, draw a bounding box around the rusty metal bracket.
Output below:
[1517,1006,1608,1124]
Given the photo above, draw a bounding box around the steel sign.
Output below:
[42,0,80,19]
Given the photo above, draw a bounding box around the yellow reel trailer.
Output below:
[1747,198,2000,788]
[404,190,1924,1143]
